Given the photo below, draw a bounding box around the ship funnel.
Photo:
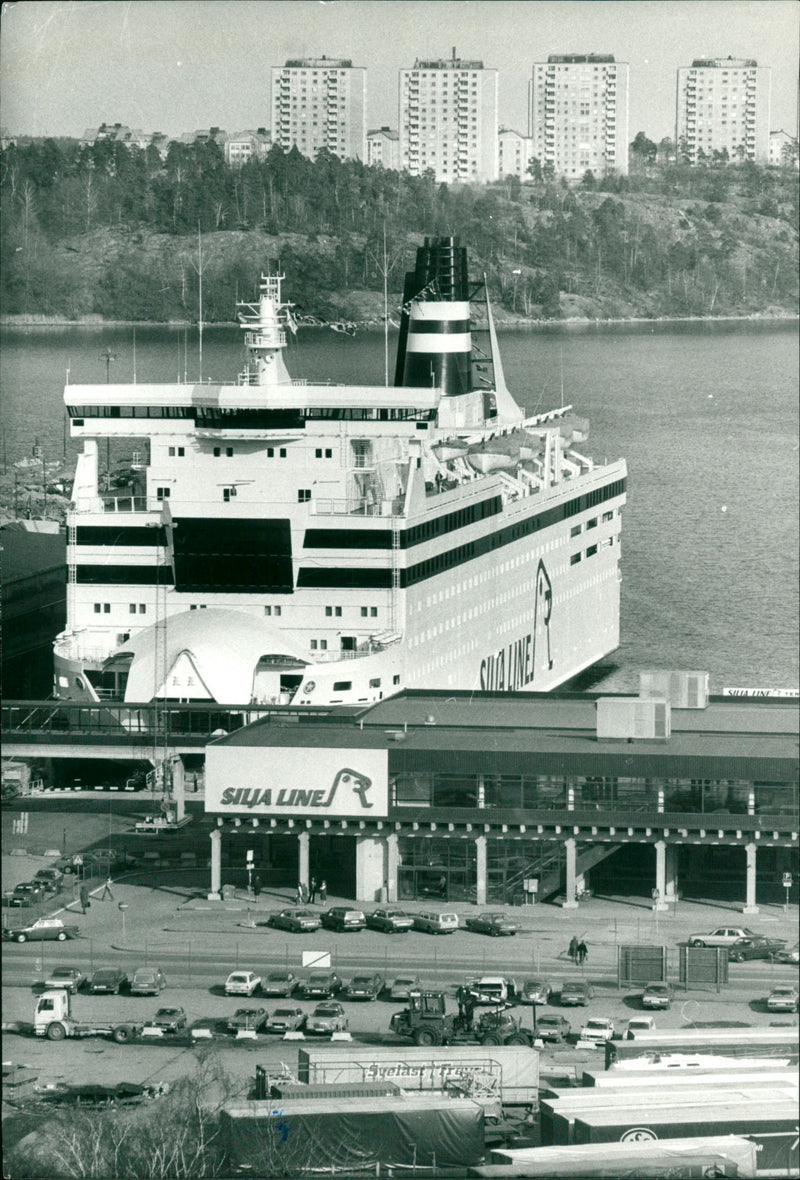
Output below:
[395,236,472,397]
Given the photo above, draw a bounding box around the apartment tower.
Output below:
[399,51,498,183]
[676,58,771,164]
[270,57,366,161]
[529,54,629,179]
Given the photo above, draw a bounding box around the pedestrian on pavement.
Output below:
[309,876,317,904]
[101,877,114,900]
[568,935,578,962]
[79,884,89,914]
[253,874,262,899]
[300,882,309,904]
[576,939,588,965]
[319,879,327,905]
[295,882,303,904]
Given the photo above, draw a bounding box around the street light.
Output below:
[118,902,129,944]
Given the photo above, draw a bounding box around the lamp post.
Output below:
[118,901,129,944]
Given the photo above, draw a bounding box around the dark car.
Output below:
[521,979,552,1005]
[320,907,366,933]
[11,881,48,905]
[343,971,384,1001]
[366,908,415,934]
[89,968,128,994]
[560,981,594,1006]
[535,1014,572,1043]
[464,912,519,937]
[3,918,80,943]
[728,936,787,962]
[130,967,167,995]
[43,968,87,994]
[227,1007,268,1033]
[33,868,64,890]
[300,971,342,1000]
[147,1007,187,1032]
[260,970,299,997]
[267,908,322,934]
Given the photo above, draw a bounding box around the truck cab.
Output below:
[34,989,71,1036]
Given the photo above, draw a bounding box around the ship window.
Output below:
[139,604,146,613]
[129,603,137,614]
[213,447,221,457]
[94,603,101,613]
[393,675,401,685]
[587,517,598,529]
[103,603,111,613]
[157,487,170,500]
[223,488,236,502]
[226,447,233,457]
[298,489,311,502]
[320,640,328,650]
[602,510,613,522]
[280,449,287,458]
[333,681,352,691]
[586,544,598,557]
[310,639,318,650]
[570,553,582,565]
[267,448,274,457]
[369,678,381,688]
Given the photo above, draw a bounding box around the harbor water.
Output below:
[1,318,797,693]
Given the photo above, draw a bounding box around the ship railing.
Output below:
[308,644,388,662]
[53,636,112,664]
[313,498,402,517]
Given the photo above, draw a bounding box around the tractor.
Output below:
[390,990,535,1047]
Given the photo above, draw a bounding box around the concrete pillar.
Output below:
[477,776,486,809]
[475,835,487,905]
[743,842,759,914]
[355,835,384,902]
[563,837,578,909]
[653,840,669,910]
[208,829,222,899]
[298,831,310,892]
[171,757,185,823]
[385,833,399,903]
[664,844,679,904]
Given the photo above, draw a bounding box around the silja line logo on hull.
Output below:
[219,768,374,810]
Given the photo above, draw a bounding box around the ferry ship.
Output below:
[54,237,627,707]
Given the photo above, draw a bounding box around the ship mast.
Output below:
[236,273,293,388]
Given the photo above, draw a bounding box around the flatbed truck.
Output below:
[34,989,148,1042]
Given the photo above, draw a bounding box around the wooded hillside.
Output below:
[1,138,797,322]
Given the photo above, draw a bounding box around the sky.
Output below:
[1,0,798,143]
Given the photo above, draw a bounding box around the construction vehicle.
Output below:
[390,990,536,1047]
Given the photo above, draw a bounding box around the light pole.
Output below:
[118,902,129,944]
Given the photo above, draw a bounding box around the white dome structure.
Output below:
[105,608,308,705]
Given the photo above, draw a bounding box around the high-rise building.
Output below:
[498,127,534,179]
[399,53,498,183]
[676,58,770,164]
[529,54,629,179]
[270,57,366,161]
[367,126,400,170]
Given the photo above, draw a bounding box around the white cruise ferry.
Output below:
[54,237,627,707]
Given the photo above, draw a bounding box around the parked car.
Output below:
[414,911,459,934]
[227,1007,268,1032]
[642,982,673,1009]
[581,1016,615,1042]
[467,976,518,1005]
[344,971,384,1000]
[535,1014,572,1043]
[305,1002,349,1034]
[3,918,80,943]
[774,942,800,965]
[728,936,787,962]
[300,971,342,1000]
[43,968,86,994]
[266,1006,305,1033]
[147,1007,187,1032]
[130,967,167,995]
[625,1016,657,1038]
[267,908,321,933]
[766,984,799,1013]
[389,974,422,1000]
[89,968,128,994]
[464,912,519,937]
[11,881,48,903]
[366,908,415,934]
[260,970,299,997]
[33,868,64,889]
[224,971,261,997]
[320,907,366,932]
[560,981,594,1006]
[521,979,552,1005]
[687,926,764,948]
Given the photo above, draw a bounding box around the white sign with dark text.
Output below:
[205,745,388,818]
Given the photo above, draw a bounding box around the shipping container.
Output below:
[571,1099,798,1175]
[596,696,670,739]
[221,1094,485,1172]
[470,1134,757,1177]
[605,1026,799,1067]
[582,1066,798,1089]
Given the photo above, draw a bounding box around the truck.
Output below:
[473,1135,758,1178]
[34,989,153,1043]
[390,990,536,1047]
[297,1043,540,1110]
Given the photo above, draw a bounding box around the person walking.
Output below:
[319,879,327,905]
[576,939,588,966]
[101,877,114,900]
[568,935,578,962]
[253,874,262,900]
[79,884,89,914]
[309,876,317,905]
[295,881,303,905]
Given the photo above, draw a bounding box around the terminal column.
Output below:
[743,841,759,914]
[664,844,679,906]
[208,829,222,900]
[654,841,670,911]
[298,831,310,892]
[563,837,578,909]
[385,833,399,903]
[475,835,487,905]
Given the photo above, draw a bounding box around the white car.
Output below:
[465,976,518,1005]
[687,926,759,948]
[224,971,261,996]
[625,1016,656,1038]
[580,1017,615,1042]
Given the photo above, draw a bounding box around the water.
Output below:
[1,319,797,692]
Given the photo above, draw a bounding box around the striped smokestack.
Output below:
[394,236,472,397]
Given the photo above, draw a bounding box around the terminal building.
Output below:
[203,687,798,911]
